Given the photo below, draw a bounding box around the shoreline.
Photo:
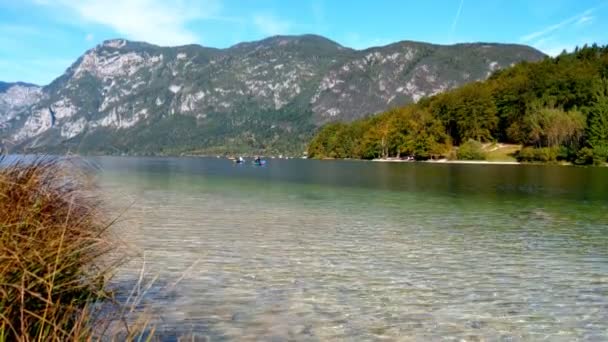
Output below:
[370,158,604,166]
[428,159,520,165]
[371,158,520,165]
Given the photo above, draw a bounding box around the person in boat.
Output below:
[254,156,267,165]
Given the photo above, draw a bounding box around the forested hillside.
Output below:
[308,44,608,165]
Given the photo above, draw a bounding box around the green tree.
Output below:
[307,122,348,158]
[523,107,585,147]
[586,93,608,149]
[582,92,608,164]
[401,108,450,160]
[451,82,498,143]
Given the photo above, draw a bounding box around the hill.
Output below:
[308,44,608,165]
[0,35,544,155]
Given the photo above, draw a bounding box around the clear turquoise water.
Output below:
[95,157,608,341]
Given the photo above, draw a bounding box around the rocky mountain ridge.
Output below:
[0,35,545,155]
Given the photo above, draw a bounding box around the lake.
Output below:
[94,157,608,341]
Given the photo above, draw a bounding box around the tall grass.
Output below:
[0,156,148,340]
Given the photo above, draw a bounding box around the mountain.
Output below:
[0,81,39,93]
[0,82,42,130]
[0,35,545,155]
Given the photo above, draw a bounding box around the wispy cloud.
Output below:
[252,13,292,36]
[520,7,595,43]
[577,15,594,25]
[529,31,600,57]
[533,40,570,56]
[520,5,602,56]
[32,0,224,46]
[85,33,94,42]
[449,0,464,42]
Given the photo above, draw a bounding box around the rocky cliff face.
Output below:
[0,82,43,130]
[0,35,545,155]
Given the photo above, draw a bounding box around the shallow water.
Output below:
[95,157,608,341]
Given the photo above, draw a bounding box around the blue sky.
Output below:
[1,0,607,85]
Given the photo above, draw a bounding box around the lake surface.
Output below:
[94,157,608,341]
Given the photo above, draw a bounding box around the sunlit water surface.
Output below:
[94,157,608,341]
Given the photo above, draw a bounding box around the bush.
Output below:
[557,145,575,161]
[534,147,558,162]
[516,147,536,162]
[575,147,595,165]
[456,139,486,160]
[575,146,608,165]
[516,146,559,162]
[594,145,608,164]
[0,157,152,340]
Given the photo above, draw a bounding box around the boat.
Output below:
[253,157,267,166]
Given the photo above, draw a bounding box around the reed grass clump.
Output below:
[0,156,120,340]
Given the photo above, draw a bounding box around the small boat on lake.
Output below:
[254,156,267,166]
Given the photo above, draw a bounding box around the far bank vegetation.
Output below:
[308,44,608,165]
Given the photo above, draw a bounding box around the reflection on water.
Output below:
[96,157,608,340]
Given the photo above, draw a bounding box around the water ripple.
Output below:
[98,161,608,341]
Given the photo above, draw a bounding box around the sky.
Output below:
[1,0,607,85]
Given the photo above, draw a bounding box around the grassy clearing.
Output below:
[483,143,521,162]
[0,156,153,341]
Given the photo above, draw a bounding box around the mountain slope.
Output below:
[0,35,545,155]
[0,82,42,131]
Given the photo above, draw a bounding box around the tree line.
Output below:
[308,44,608,165]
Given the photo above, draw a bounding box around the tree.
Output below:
[451,82,498,143]
[586,85,608,149]
[523,107,585,147]
[401,108,450,160]
[583,93,608,164]
[307,122,348,158]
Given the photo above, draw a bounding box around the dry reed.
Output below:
[0,156,151,341]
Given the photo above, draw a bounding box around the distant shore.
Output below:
[372,158,520,165]
[369,158,598,166]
